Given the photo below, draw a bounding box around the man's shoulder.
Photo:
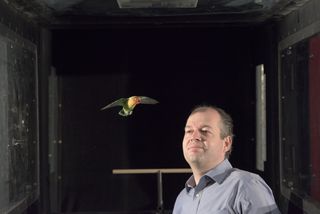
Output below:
[227,168,265,185]
[225,168,274,196]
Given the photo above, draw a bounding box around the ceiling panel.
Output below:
[2,0,310,27]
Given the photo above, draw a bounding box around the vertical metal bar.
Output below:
[309,35,320,202]
[48,67,62,212]
[0,38,9,212]
[39,28,51,214]
[256,64,267,171]
[156,171,164,214]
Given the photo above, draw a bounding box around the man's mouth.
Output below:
[188,146,203,151]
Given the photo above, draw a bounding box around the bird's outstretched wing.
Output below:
[100,98,127,111]
[139,96,159,104]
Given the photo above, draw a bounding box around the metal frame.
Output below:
[113,168,192,213]
[256,64,267,171]
[0,22,39,214]
[278,19,320,214]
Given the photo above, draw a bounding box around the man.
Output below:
[173,105,280,214]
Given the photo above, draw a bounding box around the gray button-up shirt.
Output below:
[173,159,280,214]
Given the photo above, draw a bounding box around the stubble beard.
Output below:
[185,151,206,167]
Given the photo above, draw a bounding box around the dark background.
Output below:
[52,26,261,212]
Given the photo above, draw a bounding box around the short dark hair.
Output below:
[190,105,234,159]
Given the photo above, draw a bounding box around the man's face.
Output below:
[182,108,231,170]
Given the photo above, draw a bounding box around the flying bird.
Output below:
[100,96,159,116]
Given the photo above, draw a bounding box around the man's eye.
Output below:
[185,130,193,134]
[200,129,209,134]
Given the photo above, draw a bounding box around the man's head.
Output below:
[182,105,233,171]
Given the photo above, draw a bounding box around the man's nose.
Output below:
[191,130,201,140]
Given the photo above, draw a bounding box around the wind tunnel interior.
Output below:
[2,0,320,213]
[50,26,276,212]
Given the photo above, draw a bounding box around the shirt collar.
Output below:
[206,159,233,184]
[185,159,233,192]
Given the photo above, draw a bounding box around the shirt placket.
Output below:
[194,189,203,214]
[193,178,208,214]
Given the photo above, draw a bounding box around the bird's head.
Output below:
[128,96,141,108]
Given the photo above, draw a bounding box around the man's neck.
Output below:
[190,159,226,185]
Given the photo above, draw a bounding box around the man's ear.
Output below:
[224,136,232,151]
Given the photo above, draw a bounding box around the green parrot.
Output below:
[100,96,159,116]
